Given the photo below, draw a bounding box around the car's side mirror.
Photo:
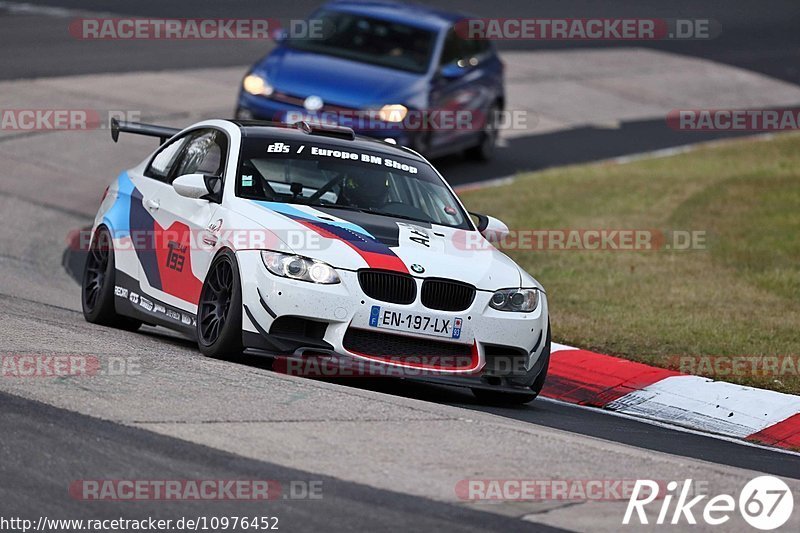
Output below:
[173,173,222,202]
[439,61,468,80]
[470,212,510,241]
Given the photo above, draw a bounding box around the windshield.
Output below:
[236,137,470,229]
[285,10,435,74]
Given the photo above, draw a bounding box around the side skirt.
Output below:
[113,270,197,339]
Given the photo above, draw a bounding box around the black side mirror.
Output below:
[469,211,510,240]
[203,175,223,203]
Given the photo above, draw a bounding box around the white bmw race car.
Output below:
[82,118,550,403]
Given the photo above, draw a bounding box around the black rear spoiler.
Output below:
[110,118,180,144]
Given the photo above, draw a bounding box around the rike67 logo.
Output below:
[624,476,794,529]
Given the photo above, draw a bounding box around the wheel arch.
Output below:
[208,246,238,269]
[94,220,123,272]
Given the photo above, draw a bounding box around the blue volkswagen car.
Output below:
[236,0,504,161]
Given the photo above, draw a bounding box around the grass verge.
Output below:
[459,133,800,394]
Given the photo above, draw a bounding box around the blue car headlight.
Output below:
[243,74,274,97]
[365,104,408,123]
[377,104,408,122]
[489,288,539,312]
[261,251,340,284]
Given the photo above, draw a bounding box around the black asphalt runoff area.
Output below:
[0,391,567,532]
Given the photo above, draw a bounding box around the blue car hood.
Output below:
[259,47,426,109]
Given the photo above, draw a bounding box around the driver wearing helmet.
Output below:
[339,175,390,209]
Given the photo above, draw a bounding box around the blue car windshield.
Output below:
[285,10,435,74]
[236,137,471,229]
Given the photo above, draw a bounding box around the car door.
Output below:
[428,28,498,152]
[136,128,226,313]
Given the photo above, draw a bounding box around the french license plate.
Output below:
[369,306,462,340]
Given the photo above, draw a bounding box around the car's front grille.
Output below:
[343,328,473,366]
[269,91,305,106]
[358,270,416,305]
[269,91,355,112]
[421,279,476,311]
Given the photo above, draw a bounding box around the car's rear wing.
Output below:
[110,118,180,144]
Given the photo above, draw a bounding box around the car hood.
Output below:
[234,201,523,291]
[257,47,425,109]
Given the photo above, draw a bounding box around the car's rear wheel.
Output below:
[81,226,141,331]
[472,325,551,405]
[197,250,244,359]
[465,101,500,162]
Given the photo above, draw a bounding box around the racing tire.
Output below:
[471,324,551,405]
[465,101,500,162]
[197,250,244,359]
[81,226,142,331]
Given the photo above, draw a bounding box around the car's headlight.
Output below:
[261,251,340,284]
[489,288,539,312]
[243,74,274,97]
[377,104,408,122]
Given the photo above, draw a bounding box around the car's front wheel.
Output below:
[81,226,141,331]
[197,250,244,359]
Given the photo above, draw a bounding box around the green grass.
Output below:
[459,134,800,394]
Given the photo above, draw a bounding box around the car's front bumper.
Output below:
[236,250,549,390]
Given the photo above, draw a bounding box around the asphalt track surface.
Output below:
[1,1,800,531]
[1,391,567,532]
